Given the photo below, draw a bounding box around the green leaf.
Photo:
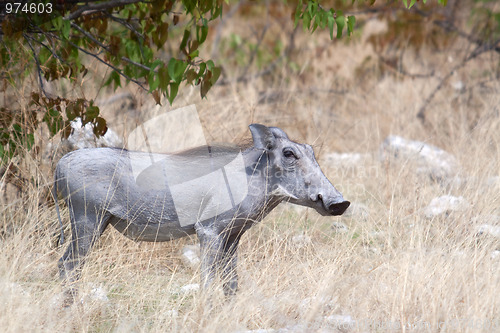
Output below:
[210,66,221,85]
[168,82,179,105]
[66,100,83,121]
[347,16,356,36]
[153,22,169,49]
[408,0,417,8]
[158,66,170,91]
[167,58,188,84]
[26,133,34,151]
[302,11,311,32]
[0,144,5,162]
[318,10,327,29]
[125,40,140,63]
[200,80,211,99]
[293,2,302,29]
[327,14,335,40]
[185,69,197,84]
[212,4,222,18]
[85,105,100,124]
[61,19,71,40]
[197,62,207,79]
[104,71,121,89]
[43,108,64,136]
[335,13,345,39]
[206,60,215,72]
[180,29,191,52]
[152,90,162,105]
[93,117,107,137]
[196,21,208,44]
[149,72,160,91]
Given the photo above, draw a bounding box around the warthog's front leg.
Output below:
[221,234,241,297]
[196,226,224,292]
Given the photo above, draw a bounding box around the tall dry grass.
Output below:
[1,5,500,332]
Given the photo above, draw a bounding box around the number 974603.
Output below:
[6,2,53,14]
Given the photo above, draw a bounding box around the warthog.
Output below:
[54,124,349,297]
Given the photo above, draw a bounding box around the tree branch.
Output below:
[48,32,148,91]
[70,22,154,73]
[23,33,50,98]
[65,0,144,20]
[379,56,435,79]
[416,40,499,122]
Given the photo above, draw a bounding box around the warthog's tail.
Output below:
[52,172,64,246]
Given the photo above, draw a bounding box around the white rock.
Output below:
[471,215,500,225]
[443,176,469,191]
[485,176,500,187]
[325,153,370,168]
[298,296,337,314]
[68,117,122,149]
[451,80,465,92]
[81,283,109,303]
[325,314,356,329]
[180,283,199,294]
[181,244,201,268]
[476,224,500,238]
[369,231,386,240]
[1,281,30,297]
[380,135,459,180]
[49,292,66,310]
[424,195,469,218]
[291,234,312,248]
[165,309,179,318]
[490,251,500,259]
[331,221,349,234]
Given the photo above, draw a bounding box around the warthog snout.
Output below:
[317,194,350,216]
[328,200,350,216]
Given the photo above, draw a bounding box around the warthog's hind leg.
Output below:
[58,209,111,303]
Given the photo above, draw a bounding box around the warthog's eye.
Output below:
[283,148,297,159]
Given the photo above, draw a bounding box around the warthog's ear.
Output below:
[249,124,276,150]
[269,127,289,140]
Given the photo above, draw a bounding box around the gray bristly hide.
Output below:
[53,124,350,301]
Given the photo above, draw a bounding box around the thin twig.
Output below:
[217,16,298,86]
[24,34,65,63]
[211,0,245,59]
[50,33,148,91]
[257,88,347,104]
[23,33,49,98]
[379,56,435,79]
[106,14,145,41]
[416,42,498,122]
[240,24,269,80]
[70,22,154,73]
[412,6,500,122]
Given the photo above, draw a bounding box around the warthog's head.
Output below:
[250,124,350,216]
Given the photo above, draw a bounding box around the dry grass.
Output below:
[1,7,500,333]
